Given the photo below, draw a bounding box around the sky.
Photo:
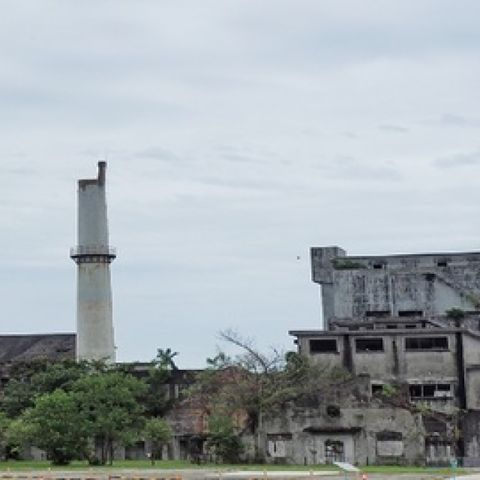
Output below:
[1,1,480,367]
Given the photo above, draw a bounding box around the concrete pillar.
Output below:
[70,162,116,362]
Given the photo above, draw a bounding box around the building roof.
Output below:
[0,333,75,363]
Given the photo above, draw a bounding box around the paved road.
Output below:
[0,470,478,480]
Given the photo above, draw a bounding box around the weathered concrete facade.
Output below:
[312,246,480,330]
[71,162,116,362]
[286,245,480,466]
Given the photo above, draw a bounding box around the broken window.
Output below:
[409,385,422,397]
[355,338,384,352]
[399,310,424,317]
[326,405,341,417]
[405,336,449,351]
[409,383,452,399]
[376,431,404,457]
[309,339,337,353]
[325,440,345,463]
[376,431,402,441]
[371,384,384,395]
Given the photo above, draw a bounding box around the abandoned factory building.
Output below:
[282,246,480,467]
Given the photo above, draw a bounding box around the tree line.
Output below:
[0,351,175,466]
[0,333,351,466]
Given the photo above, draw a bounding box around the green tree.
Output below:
[143,417,171,464]
[155,348,179,370]
[142,349,179,417]
[72,371,146,465]
[5,417,35,459]
[207,415,243,463]
[0,412,11,459]
[191,329,348,461]
[20,389,88,465]
[1,359,90,418]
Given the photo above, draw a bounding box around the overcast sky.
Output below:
[1,1,480,367]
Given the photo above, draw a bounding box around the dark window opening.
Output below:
[424,418,447,434]
[405,324,417,329]
[325,440,344,463]
[437,260,448,267]
[405,337,449,351]
[326,405,341,417]
[409,385,422,397]
[399,310,424,317]
[423,385,435,397]
[376,431,402,441]
[409,383,452,399]
[356,338,384,352]
[366,311,390,317]
[386,324,398,329]
[371,384,384,395]
[437,384,451,392]
[373,263,384,269]
[310,339,337,353]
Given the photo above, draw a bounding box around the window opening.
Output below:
[325,440,344,463]
[409,383,452,399]
[399,310,424,317]
[405,337,448,351]
[356,338,384,352]
[371,384,384,395]
[309,339,337,353]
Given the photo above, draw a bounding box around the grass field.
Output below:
[0,460,467,476]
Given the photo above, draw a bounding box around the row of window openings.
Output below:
[366,310,424,318]
[309,337,449,353]
[372,383,453,399]
[368,260,449,269]
[349,323,421,331]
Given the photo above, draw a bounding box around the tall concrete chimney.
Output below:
[70,162,116,362]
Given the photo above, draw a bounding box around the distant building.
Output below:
[0,333,75,384]
[283,246,480,466]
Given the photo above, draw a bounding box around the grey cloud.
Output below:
[319,155,402,182]
[428,114,480,128]
[379,124,409,133]
[434,151,480,168]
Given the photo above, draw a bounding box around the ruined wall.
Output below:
[296,331,459,385]
[312,247,480,329]
[262,404,424,466]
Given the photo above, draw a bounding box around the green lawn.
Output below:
[0,460,337,471]
[0,460,467,476]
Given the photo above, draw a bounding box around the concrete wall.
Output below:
[298,331,459,385]
[312,247,480,329]
[262,405,424,465]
